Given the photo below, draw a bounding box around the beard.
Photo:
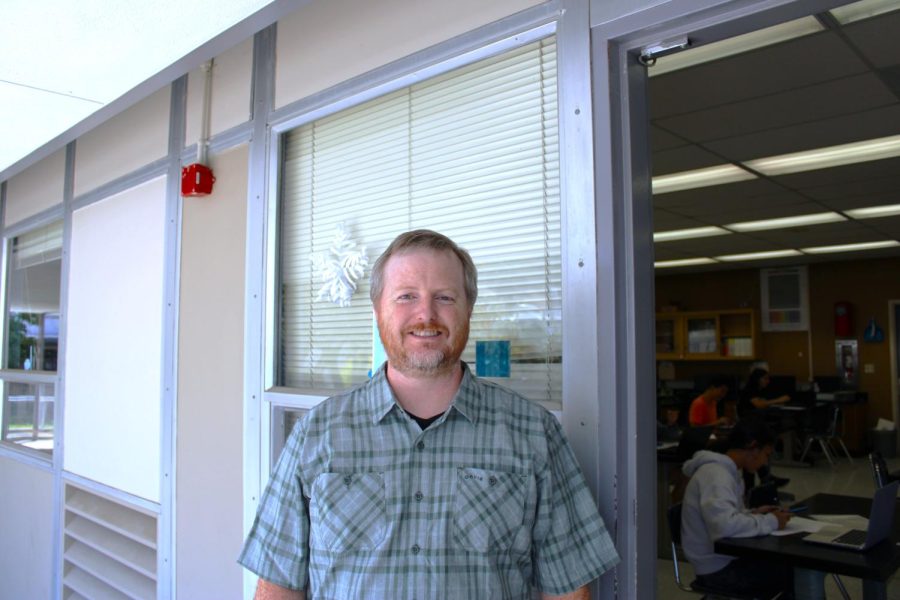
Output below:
[378,317,469,377]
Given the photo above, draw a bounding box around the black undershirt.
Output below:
[405,409,443,430]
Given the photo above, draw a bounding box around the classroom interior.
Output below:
[651,1,900,595]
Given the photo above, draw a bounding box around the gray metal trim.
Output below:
[0,444,54,471]
[0,0,315,184]
[0,370,58,384]
[62,470,163,515]
[181,121,254,165]
[71,157,170,212]
[242,23,276,598]
[158,74,187,600]
[268,2,561,133]
[556,1,621,598]
[52,140,76,600]
[1,204,65,238]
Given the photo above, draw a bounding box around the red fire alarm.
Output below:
[181,163,215,197]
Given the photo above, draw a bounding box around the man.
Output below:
[688,375,733,428]
[240,230,619,599]
[681,418,824,599]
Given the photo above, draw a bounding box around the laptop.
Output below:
[803,481,899,551]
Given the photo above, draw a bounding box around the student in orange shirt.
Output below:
[689,375,734,428]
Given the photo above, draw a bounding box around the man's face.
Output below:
[375,248,471,377]
[745,444,773,473]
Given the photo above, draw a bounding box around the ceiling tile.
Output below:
[650,125,688,152]
[665,235,774,255]
[654,178,787,209]
[648,31,868,119]
[740,220,872,246]
[704,104,900,161]
[653,73,896,143]
[653,208,706,230]
[771,156,900,189]
[651,144,724,175]
[814,189,900,208]
[842,10,900,69]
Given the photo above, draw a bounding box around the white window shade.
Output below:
[279,37,561,407]
[12,221,63,270]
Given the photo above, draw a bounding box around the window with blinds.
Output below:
[278,36,561,408]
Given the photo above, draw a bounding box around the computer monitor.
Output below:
[814,375,842,393]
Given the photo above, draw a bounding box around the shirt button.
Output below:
[415,491,424,502]
[416,441,425,451]
[343,475,352,486]
[411,544,421,554]
[489,476,498,487]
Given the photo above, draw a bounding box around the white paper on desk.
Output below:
[770,516,824,536]
[810,514,869,529]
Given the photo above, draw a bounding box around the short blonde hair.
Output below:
[370,229,478,309]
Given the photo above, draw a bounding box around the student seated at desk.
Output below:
[657,406,683,443]
[681,418,825,599]
[739,368,791,489]
[689,375,734,428]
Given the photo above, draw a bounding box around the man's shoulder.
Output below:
[302,377,381,427]
[467,375,560,443]
[471,376,551,415]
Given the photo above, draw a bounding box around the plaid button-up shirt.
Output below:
[239,363,619,599]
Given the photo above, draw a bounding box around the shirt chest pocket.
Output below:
[310,472,387,552]
[454,467,529,553]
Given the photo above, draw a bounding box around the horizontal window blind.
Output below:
[279,36,561,407]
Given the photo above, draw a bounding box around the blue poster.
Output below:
[476,340,510,377]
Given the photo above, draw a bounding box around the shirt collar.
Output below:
[369,361,482,425]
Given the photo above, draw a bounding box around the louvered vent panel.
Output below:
[63,484,158,600]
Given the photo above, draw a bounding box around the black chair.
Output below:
[869,451,900,488]
[799,403,851,466]
[665,503,782,599]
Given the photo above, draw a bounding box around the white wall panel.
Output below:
[0,455,54,600]
[274,0,544,108]
[185,39,253,147]
[4,147,65,227]
[64,177,166,502]
[176,145,247,600]
[74,87,171,197]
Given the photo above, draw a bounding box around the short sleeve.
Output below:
[238,420,310,590]
[531,413,619,594]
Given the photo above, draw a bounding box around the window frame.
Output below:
[0,212,64,459]
[262,20,560,410]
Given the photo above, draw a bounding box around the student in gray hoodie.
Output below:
[681,418,825,599]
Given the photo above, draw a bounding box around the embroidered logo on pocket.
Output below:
[311,472,387,552]
[454,467,529,553]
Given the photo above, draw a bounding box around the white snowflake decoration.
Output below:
[312,224,368,307]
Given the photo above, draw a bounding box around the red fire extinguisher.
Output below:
[834,302,852,337]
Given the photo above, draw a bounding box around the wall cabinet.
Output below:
[655,309,758,361]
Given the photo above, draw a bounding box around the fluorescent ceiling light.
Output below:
[844,204,900,219]
[652,165,756,195]
[716,250,802,262]
[745,134,900,176]
[801,240,900,254]
[649,17,824,77]
[653,226,731,242]
[727,212,846,232]
[654,258,718,268]
[830,0,900,24]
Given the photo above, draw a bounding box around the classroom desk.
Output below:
[716,493,900,600]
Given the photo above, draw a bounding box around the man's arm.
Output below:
[254,579,305,600]
[542,585,590,600]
